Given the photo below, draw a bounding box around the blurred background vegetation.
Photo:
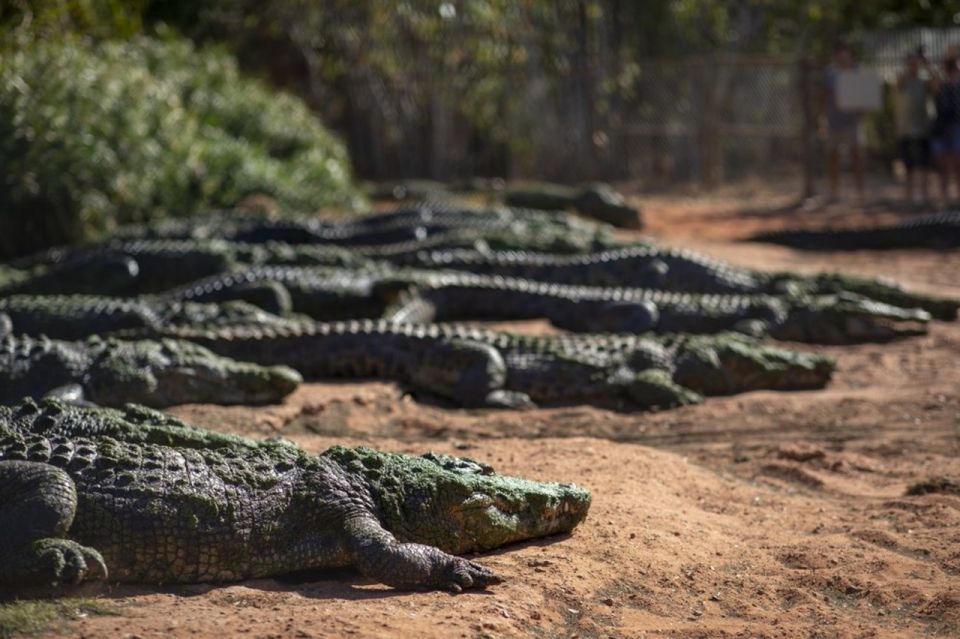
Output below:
[3,1,960,254]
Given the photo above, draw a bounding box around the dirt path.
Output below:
[53,193,960,638]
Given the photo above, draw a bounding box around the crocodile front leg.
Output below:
[0,461,107,586]
[412,339,533,408]
[187,280,294,316]
[554,300,659,333]
[382,293,439,324]
[343,513,502,592]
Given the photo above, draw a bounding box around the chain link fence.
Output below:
[335,28,960,192]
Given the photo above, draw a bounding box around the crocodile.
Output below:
[108,205,616,252]
[161,266,930,343]
[501,182,643,229]
[747,211,960,250]
[128,319,834,410]
[0,335,301,407]
[348,224,621,256]
[375,272,931,343]
[0,253,140,297]
[389,244,772,293]
[390,245,960,320]
[2,219,608,297]
[0,295,302,341]
[779,273,959,321]
[367,179,452,201]
[3,239,261,296]
[572,183,644,229]
[261,225,628,266]
[0,398,590,589]
[162,266,392,321]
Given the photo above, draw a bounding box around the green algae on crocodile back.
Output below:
[0,399,589,591]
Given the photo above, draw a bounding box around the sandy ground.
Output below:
[45,186,960,638]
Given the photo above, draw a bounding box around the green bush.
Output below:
[0,34,364,258]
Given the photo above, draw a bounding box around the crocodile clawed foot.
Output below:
[732,318,769,337]
[42,384,96,407]
[443,557,503,593]
[482,390,536,409]
[31,538,108,586]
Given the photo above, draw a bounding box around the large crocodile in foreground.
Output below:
[0,335,301,407]
[0,399,590,590]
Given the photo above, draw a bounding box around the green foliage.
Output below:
[0,35,363,258]
[0,598,117,638]
[0,0,146,45]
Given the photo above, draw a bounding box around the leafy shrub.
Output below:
[0,34,364,258]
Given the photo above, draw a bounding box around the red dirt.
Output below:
[60,187,960,639]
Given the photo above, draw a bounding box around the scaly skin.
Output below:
[0,254,140,296]
[660,333,836,395]
[3,205,613,295]
[748,211,960,250]
[0,295,301,341]
[163,266,391,321]
[0,398,590,589]
[121,318,697,409]
[502,182,579,210]
[572,183,643,229]
[773,273,959,322]
[4,239,263,295]
[376,271,931,343]
[161,266,930,343]
[391,245,960,320]
[340,225,621,256]
[126,319,834,409]
[391,245,769,292]
[112,205,615,250]
[0,335,301,408]
[0,295,163,340]
[767,292,930,344]
[501,182,643,228]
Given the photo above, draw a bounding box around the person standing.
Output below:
[895,49,933,205]
[930,55,960,205]
[822,43,866,204]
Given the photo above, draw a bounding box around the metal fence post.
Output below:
[799,56,817,199]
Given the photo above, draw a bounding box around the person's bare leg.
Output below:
[952,154,960,205]
[947,155,958,204]
[938,155,949,205]
[827,146,840,200]
[851,144,865,205]
[919,166,929,204]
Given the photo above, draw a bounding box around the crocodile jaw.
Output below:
[778,294,932,344]
[326,447,591,554]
